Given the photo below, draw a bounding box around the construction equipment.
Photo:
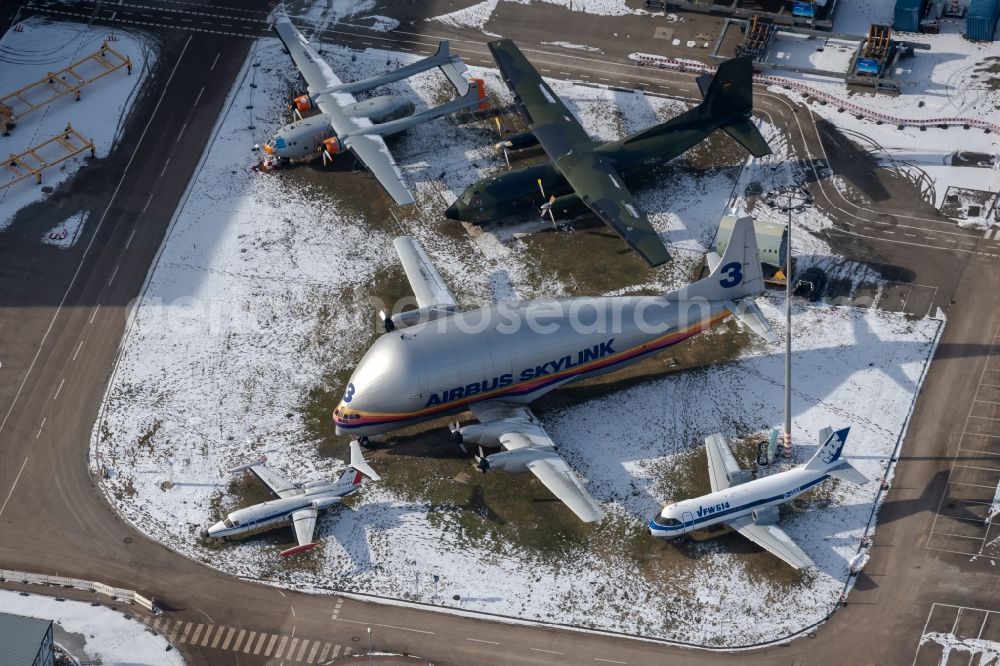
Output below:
[1,42,131,135]
[736,15,776,60]
[2,123,95,191]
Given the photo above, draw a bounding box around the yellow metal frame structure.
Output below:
[0,42,132,135]
[2,123,95,191]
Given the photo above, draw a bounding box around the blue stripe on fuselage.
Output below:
[648,474,829,534]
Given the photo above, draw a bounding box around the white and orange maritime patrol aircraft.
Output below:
[205,440,380,557]
[263,8,486,206]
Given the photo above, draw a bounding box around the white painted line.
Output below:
[466,637,500,644]
[333,618,434,634]
[72,339,84,361]
[108,265,120,286]
[0,35,193,443]
[36,417,45,439]
[0,458,28,517]
[89,304,100,324]
[159,157,171,177]
[142,192,155,213]
[210,52,221,70]
[531,647,564,655]
[193,86,205,107]
[595,659,627,664]
[176,121,188,142]
[53,378,65,401]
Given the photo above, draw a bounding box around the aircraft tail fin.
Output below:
[344,439,381,482]
[697,57,772,158]
[804,427,852,471]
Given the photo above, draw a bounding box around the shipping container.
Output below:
[894,0,927,31]
[966,0,1000,40]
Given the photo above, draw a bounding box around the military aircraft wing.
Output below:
[470,402,605,523]
[726,516,815,570]
[343,135,414,206]
[704,433,742,493]
[559,154,670,266]
[487,39,593,154]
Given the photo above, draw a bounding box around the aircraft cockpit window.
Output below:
[224,518,234,528]
[653,515,681,527]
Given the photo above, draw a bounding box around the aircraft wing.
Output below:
[487,39,669,267]
[393,235,458,309]
[272,13,415,206]
[559,154,670,266]
[247,463,303,499]
[280,507,320,557]
[704,433,742,493]
[470,402,605,523]
[727,516,815,570]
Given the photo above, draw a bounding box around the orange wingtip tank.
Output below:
[280,543,319,557]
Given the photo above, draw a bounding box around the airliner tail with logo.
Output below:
[649,427,869,569]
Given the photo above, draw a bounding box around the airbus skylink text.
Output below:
[425,338,616,407]
[369,296,719,335]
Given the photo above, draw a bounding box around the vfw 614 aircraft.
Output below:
[445,41,772,267]
[205,440,380,557]
[333,216,778,523]
[649,427,869,569]
[264,10,486,205]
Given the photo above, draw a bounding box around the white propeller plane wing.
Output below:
[272,12,484,206]
[229,457,303,498]
[470,401,606,523]
[703,434,815,570]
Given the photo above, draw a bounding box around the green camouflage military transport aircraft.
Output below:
[445,40,772,267]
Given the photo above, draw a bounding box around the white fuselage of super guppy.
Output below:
[649,466,829,537]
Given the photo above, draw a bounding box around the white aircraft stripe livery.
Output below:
[649,427,869,569]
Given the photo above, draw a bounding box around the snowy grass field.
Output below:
[90,36,943,645]
[0,17,154,229]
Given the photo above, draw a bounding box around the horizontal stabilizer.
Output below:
[725,298,779,344]
[826,461,870,486]
[723,119,772,158]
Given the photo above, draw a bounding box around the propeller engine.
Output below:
[493,126,539,169]
[292,94,314,120]
[321,136,346,164]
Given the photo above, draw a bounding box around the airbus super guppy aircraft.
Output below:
[206,440,380,557]
[265,10,486,205]
[649,427,869,569]
[333,216,778,523]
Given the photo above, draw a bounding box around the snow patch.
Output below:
[41,211,88,248]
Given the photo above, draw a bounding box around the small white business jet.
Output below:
[205,440,380,557]
[649,427,869,569]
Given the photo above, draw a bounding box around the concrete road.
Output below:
[2,2,1000,664]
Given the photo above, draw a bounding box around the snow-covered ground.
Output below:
[0,18,154,229]
[0,590,183,665]
[91,35,943,646]
[427,0,647,30]
[40,210,88,248]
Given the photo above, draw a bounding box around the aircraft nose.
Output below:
[207,521,225,537]
[444,201,460,220]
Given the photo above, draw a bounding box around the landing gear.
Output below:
[358,436,372,449]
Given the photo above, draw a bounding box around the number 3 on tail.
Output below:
[719,261,743,288]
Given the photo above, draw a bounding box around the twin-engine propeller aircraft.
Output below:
[265,9,487,205]
[649,427,869,569]
[205,440,380,557]
[333,216,778,523]
[446,41,772,267]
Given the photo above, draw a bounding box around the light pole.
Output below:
[781,187,794,458]
[368,626,372,666]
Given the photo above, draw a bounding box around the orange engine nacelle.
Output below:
[471,77,488,111]
[293,94,314,114]
[322,137,345,155]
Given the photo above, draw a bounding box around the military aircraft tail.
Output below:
[697,57,772,158]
